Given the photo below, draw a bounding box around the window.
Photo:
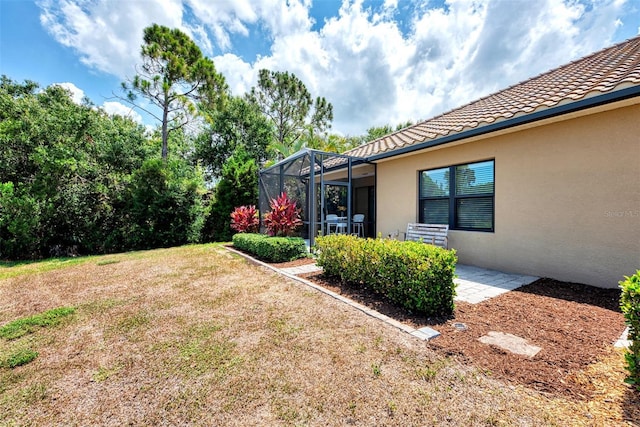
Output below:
[419,160,494,231]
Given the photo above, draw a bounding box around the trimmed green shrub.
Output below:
[620,270,640,391]
[232,233,307,263]
[315,235,457,317]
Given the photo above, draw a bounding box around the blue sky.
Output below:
[1,0,639,135]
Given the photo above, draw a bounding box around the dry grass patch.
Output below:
[0,244,632,425]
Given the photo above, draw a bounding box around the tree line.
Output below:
[0,24,412,260]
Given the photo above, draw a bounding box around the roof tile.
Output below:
[346,36,640,159]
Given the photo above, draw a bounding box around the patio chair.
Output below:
[352,214,365,237]
[326,214,347,234]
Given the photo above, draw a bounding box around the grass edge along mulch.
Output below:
[246,247,639,423]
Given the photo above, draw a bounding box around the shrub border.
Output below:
[620,270,640,391]
[232,233,307,263]
[314,235,457,317]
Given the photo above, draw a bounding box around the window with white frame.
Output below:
[418,160,494,231]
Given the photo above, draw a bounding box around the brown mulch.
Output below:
[297,271,629,400]
[228,243,632,402]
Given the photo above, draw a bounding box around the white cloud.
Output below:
[214,53,256,94]
[54,82,85,104]
[184,0,256,52]
[38,0,636,136]
[102,101,143,123]
[313,2,411,133]
[256,0,314,37]
[208,0,630,135]
[38,0,183,78]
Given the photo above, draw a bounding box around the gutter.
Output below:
[366,85,640,162]
[260,148,369,175]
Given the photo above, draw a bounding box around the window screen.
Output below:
[419,160,494,231]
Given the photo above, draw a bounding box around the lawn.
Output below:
[0,244,633,425]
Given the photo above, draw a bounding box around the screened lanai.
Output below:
[259,149,376,247]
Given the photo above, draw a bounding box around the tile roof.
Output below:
[346,36,640,160]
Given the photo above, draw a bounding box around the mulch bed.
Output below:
[297,271,627,400]
[230,245,631,400]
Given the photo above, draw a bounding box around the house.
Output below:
[259,36,640,288]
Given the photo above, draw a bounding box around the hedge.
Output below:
[232,233,307,263]
[620,270,640,391]
[314,234,457,317]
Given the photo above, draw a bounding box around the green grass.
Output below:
[0,257,95,280]
[92,364,122,382]
[17,382,48,405]
[111,310,151,335]
[372,362,382,378]
[2,349,38,369]
[415,359,447,382]
[178,338,241,378]
[0,307,76,340]
[95,259,121,266]
[172,323,242,379]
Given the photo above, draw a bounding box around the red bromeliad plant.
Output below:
[263,192,302,237]
[230,205,259,233]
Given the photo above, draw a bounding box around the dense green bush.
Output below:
[315,235,457,317]
[620,270,640,391]
[125,158,206,250]
[0,77,210,259]
[232,233,307,263]
[205,149,258,242]
[0,182,42,259]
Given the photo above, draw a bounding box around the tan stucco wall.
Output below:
[376,102,640,288]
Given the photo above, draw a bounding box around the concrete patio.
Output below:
[454,264,539,304]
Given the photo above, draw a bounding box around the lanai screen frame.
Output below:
[258,148,370,247]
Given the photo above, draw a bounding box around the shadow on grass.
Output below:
[622,386,640,423]
[513,278,621,312]
[0,259,49,268]
[0,256,98,281]
[0,256,86,268]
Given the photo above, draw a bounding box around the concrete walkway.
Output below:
[454,265,539,304]
[281,262,539,305]
[279,263,323,275]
